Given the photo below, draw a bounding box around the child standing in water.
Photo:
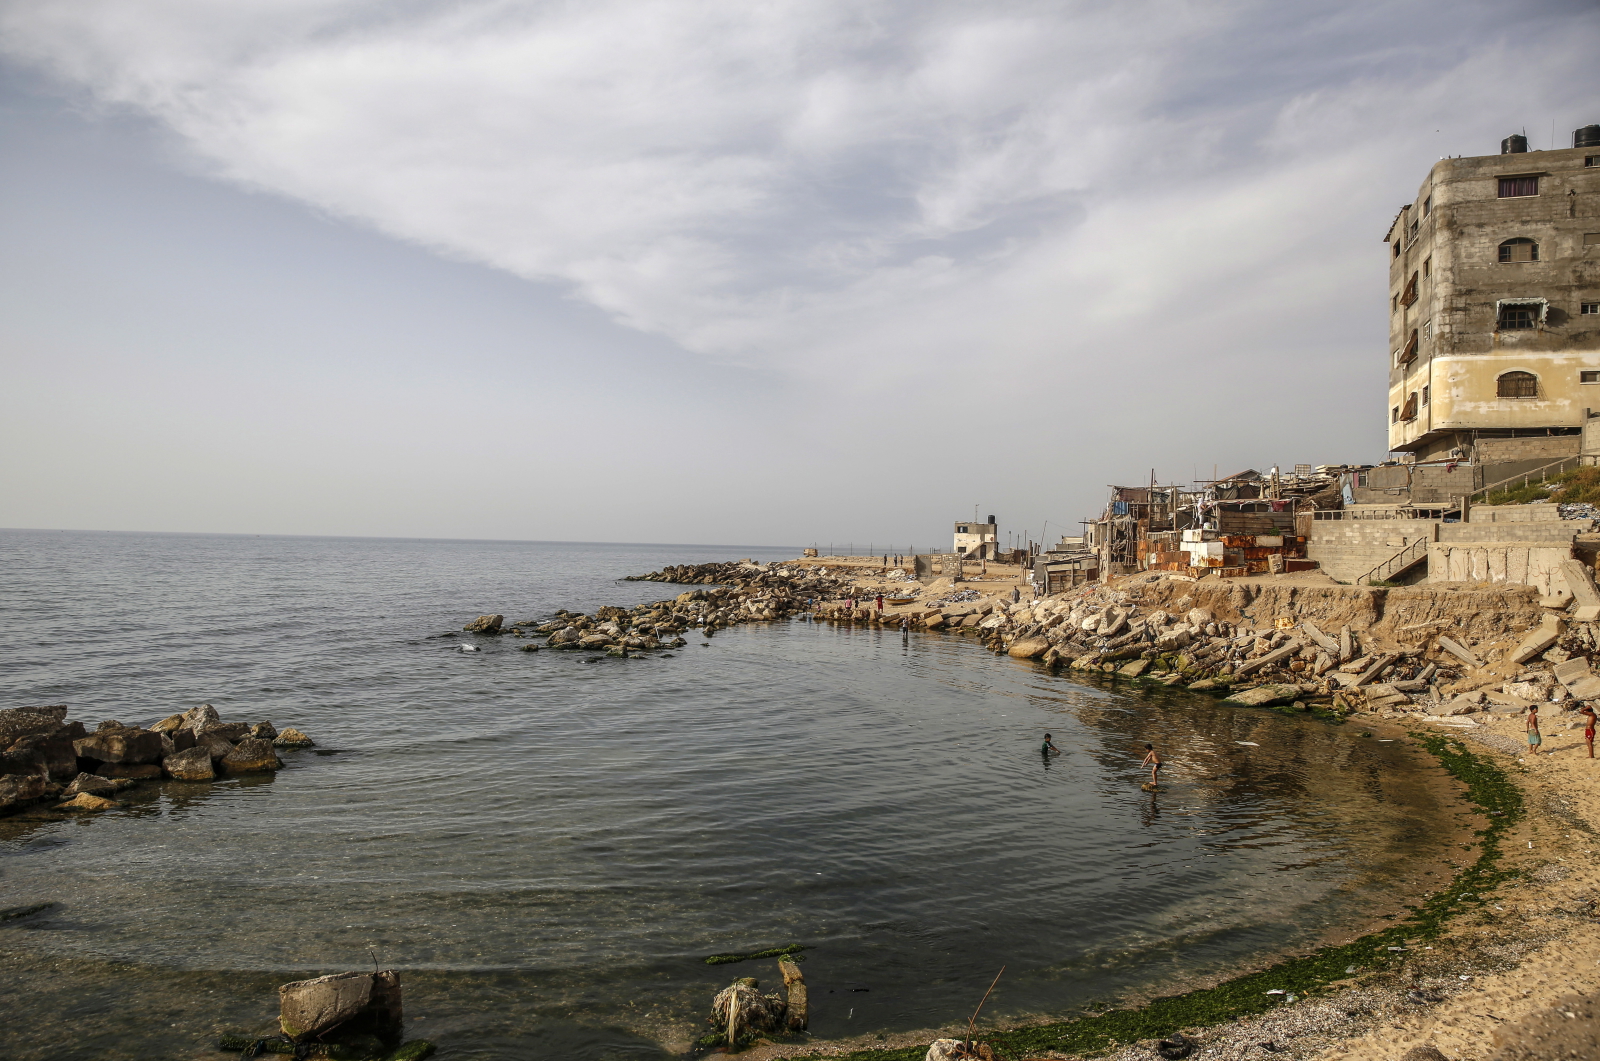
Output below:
[1041,733,1060,756]
[1141,743,1162,786]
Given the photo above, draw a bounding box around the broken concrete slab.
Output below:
[1558,560,1600,621]
[1437,635,1484,669]
[1233,639,1304,678]
[1301,622,1341,654]
[1509,617,1566,666]
[1222,683,1303,707]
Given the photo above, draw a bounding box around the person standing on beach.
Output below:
[1141,743,1162,786]
[875,594,883,613]
[1582,704,1597,759]
[1526,704,1543,755]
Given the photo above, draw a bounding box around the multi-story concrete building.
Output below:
[1386,126,1600,463]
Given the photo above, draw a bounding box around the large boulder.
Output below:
[273,728,314,749]
[163,746,216,781]
[0,774,48,815]
[57,792,118,812]
[3,725,84,781]
[251,722,278,740]
[183,704,221,732]
[463,614,504,634]
[73,726,166,765]
[221,738,281,774]
[150,714,186,734]
[201,722,253,742]
[279,971,403,1042]
[1008,638,1051,659]
[195,732,236,763]
[0,706,70,749]
[64,773,121,798]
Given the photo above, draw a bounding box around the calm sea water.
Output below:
[0,531,1456,1061]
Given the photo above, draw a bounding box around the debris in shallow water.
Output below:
[704,943,806,966]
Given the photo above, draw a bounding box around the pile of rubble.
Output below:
[1,702,313,817]
[815,563,1600,721]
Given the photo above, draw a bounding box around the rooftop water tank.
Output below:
[987,514,995,525]
[1502,134,1528,154]
[1576,125,1600,149]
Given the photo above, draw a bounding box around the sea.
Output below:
[0,530,1459,1061]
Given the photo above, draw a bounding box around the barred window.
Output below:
[1497,371,1538,398]
[1499,176,1539,197]
[1499,238,1538,263]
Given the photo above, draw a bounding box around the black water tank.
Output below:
[1502,134,1528,154]
[986,514,995,526]
[1576,125,1600,149]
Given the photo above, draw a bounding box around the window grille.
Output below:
[1497,371,1538,398]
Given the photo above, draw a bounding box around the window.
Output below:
[1582,371,1600,384]
[1409,220,1419,241]
[1584,303,1600,315]
[1393,241,1402,259]
[1391,294,1399,313]
[1499,176,1539,197]
[1391,406,1401,423]
[1497,371,1538,398]
[1498,300,1544,330]
[1589,157,1599,168]
[1423,196,1432,216]
[1401,272,1419,306]
[1401,393,1419,421]
[1422,319,1432,339]
[1423,256,1432,277]
[1499,238,1539,263]
[1422,385,1431,405]
[1586,233,1600,245]
[1397,330,1419,365]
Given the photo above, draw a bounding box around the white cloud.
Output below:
[3,0,1597,430]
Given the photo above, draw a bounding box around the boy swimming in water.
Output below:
[1041,733,1060,756]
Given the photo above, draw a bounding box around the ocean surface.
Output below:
[0,530,1459,1061]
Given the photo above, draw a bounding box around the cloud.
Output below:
[3,1,1597,445]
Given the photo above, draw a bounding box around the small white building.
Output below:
[953,517,998,560]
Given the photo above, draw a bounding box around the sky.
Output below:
[2,0,1597,549]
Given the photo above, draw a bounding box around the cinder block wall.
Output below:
[1306,520,1438,583]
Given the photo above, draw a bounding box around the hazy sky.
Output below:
[2,0,1597,548]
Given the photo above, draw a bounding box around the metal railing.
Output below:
[1354,536,1431,586]
[1469,454,1583,502]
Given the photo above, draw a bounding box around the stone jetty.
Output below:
[0,702,313,817]
[467,561,855,654]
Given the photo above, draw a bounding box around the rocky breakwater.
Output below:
[463,561,854,654]
[0,702,315,817]
[907,568,1600,726]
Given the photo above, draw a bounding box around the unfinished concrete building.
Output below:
[1386,126,1600,467]
[953,517,998,560]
